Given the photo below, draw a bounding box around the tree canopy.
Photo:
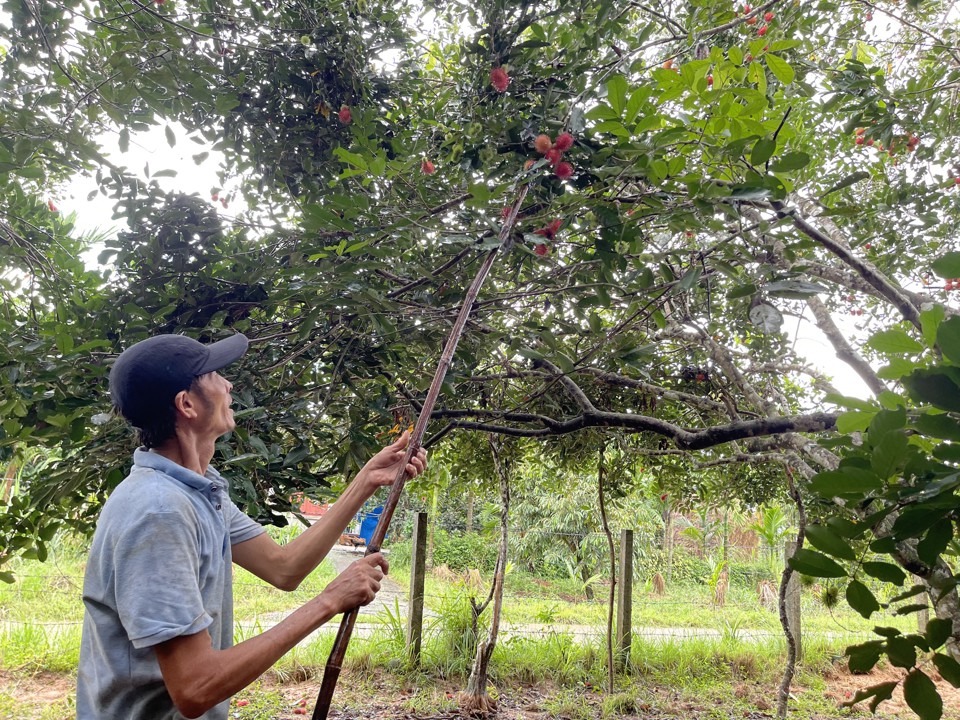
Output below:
[2,0,960,711]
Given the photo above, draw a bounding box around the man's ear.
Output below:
[173,389,199,420]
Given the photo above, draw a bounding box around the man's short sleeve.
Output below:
[114,512,213,649]
[226,499,265,546]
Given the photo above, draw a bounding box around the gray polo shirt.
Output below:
[77,449,265,720]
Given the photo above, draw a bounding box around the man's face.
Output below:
[191,372,236,438]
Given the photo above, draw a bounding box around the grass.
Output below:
[0,530,933,720]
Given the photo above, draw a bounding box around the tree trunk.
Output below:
[598,445,616,694]
[864,513,960,662]
[466,489,474,533]
[2,462,16,504]
[722,508,729,564]
[460,437,510,716]
[777,468,806,719]
[665,503,674,585]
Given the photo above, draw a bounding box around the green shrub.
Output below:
[432,530,497,571]
[637,548,711,585]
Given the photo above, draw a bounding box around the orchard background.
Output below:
[1,0,959,717]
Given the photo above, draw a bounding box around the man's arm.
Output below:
[154,553,387,719]
[232,431,426,590]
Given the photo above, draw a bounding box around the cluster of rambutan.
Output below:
[533,132,575,180]
[742,4,773,35]
[532,218,563,256]
[854,127,921,157]
[490,67,510,93]
[945,278,960,292]
[499,208,561,257]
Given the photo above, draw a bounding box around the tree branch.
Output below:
[433,408,838,450]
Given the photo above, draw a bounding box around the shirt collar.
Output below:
[133,448,228,493]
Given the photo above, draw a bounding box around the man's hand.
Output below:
[355,430,428,493]
[321,553,389,613]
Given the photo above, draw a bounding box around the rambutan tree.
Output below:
[1,0,959,715]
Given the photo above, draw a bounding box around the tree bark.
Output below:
[598,445,616,694]
[460,436,511,716]
[777,468,806,719]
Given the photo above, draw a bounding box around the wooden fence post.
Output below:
[616,529,634,667]
[784,541,802,661]
[407,511,428,665]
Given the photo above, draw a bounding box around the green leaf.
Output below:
[914,412,960,441]
[871,431,908,478]
[867,328,924,355]
[821,171,870,197]
[788,548,848,578]
[932,654,960,688]
[903,669,942,720]
[809,467,882,497]
[889,584,927,604]
[333,147,368,171]
[936,316,960,364]
[878,358,920,380]
[873,626,902,638]
[836,410,875,433]
[920,305,946,349]
[847,641,883,673]
[675,267,701,293]
[843,680,897,713]
[769,152,810,173]
[607,74,628,116]
[827,516,863,539]
[282,446,310,467]
[214,93,240,113]
[862,561,906,586]
[868,407,906,440]
[751,136,776,165]
[846,579,880,619]
[119,128,130,153]
[887,636,918,669]
[892,507,946,539]
[925,618,952,650]
[805,524,857,560]
[164,125,176,148]
[825,393,878,412]
[904,368,960,412]
[917,519,953,566]
[726,283,757,299]
[593,120,630,138]
[764,54,795,84]
[932,252,960,279]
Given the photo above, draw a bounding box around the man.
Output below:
[77,332,426,719]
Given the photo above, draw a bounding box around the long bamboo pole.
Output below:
[312,184,529,720]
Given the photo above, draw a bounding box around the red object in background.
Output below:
[291,493,330,518]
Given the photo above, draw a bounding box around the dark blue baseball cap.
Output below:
[109,333,249,427]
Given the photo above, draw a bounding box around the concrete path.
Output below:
[324,545,410,619]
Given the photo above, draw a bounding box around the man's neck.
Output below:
[152,435,215,477]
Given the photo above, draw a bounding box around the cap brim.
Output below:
[196,333,249,375]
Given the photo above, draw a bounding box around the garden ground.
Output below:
[2,664,958,720]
